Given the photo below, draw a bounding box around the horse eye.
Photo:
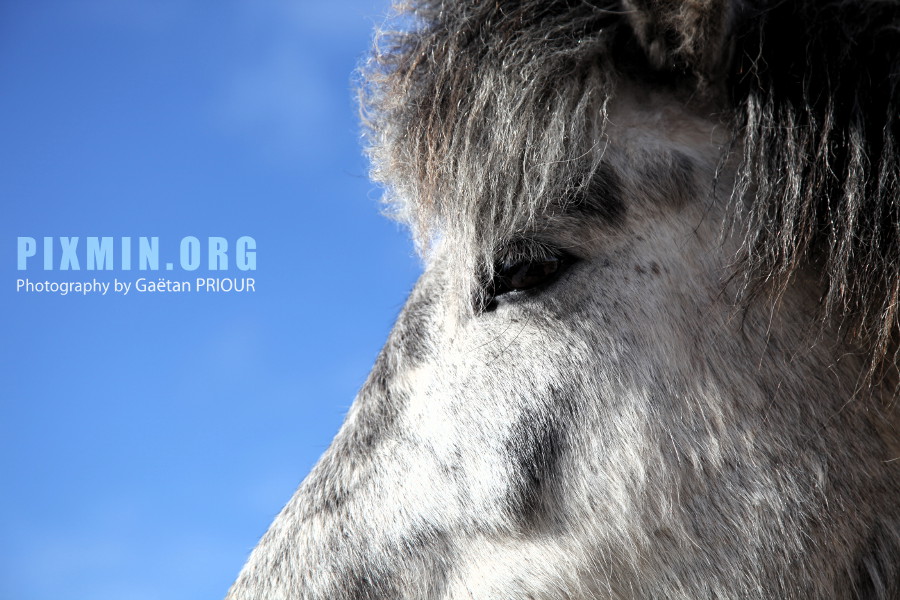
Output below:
[489,253,574,300]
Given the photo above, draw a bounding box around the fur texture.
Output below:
[730,1,900,379]
[227,1,900,598]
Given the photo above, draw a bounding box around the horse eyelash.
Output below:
[493,239,560,268]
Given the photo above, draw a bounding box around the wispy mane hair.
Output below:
[360,0,900,372]
[731,1,900,378]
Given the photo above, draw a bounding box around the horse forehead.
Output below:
[433,94,723,239]
[604,86,727,153]
[474,88,721,210]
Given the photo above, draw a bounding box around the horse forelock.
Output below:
[361,0,900,376]
[361,0,624,296]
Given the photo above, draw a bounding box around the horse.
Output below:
[226,0,900,597]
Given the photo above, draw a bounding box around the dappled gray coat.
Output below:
[227,0,900,598]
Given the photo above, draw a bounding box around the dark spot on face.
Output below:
[346,356,404,457]
[506,384,578,531]
[635,262,661,275]
[388,275,436,367]
[638,149,698,207]
[402,525,454,596]
[328,526,453,599]
[513,419,562,528]
[312,477,351,515]
[305,339,410,517]
[341,566,401,600]
[569,161,626,225]
[666,150,697,206]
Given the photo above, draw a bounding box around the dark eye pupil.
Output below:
[506,257,560,290]
[482,251,575,310]
[490,255,565,299]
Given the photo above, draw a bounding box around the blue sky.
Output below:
[0,1,420,598]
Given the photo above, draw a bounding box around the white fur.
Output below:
[226,88,900,598]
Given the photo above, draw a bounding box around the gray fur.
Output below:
[227,1,900,598]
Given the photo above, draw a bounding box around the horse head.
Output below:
[228,1,900,597]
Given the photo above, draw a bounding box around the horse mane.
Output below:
[360,0,900,372]
[731,2,900,378]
